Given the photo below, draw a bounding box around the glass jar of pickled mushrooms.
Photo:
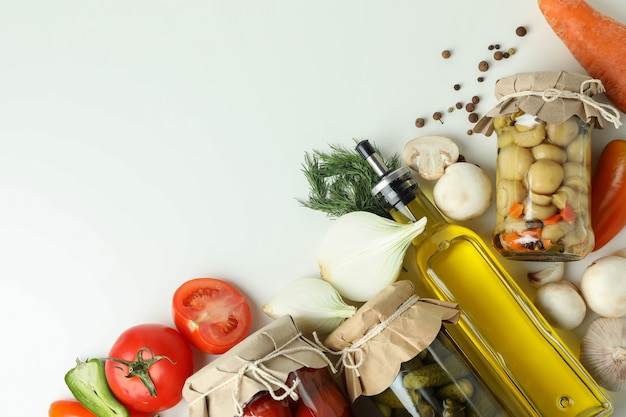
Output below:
[474,71,622,261]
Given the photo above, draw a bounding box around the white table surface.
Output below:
[2,1,626,415]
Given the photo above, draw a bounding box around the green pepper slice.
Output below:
[64,358,130,417]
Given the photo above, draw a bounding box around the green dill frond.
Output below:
[298,140,400,218]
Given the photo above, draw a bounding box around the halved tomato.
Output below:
[172,277,252,354]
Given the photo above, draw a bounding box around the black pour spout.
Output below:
[356,140,418,222]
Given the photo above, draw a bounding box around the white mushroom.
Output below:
[403,135,460,180]
[580,317,626,392]
[432,162,492,222]
[580,255,626,317]
[533,280,586,330]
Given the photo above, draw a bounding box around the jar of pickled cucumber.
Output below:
[474,71,622,261]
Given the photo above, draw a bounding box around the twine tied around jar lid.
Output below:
[183,315,335,417]
[312,294,421,377]
[322,280,460,401]
[474,71,622,136]
[188,330,335,416]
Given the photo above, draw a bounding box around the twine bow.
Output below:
[188,332,334,417]
[497,78,622,129]
[312,294,420,378]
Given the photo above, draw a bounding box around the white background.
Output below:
[2,1,626,415]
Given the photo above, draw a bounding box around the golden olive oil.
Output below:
[403,217,611,416]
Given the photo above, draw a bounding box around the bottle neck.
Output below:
[390,183,448,230]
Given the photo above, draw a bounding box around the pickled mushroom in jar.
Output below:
[491,114,594,260]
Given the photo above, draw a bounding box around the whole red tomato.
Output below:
[172,277,252,354]
[48,399,154,417]
[104,323,194,413]
[294,368,351,417]
[242,393,292,417]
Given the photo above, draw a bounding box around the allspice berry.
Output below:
[516,26,528,37]
[415,117,425,128]
[441,49,451,59]
[478,60,489,72]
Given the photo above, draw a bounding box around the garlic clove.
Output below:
[580,317,626,392]
[527,262,565,286]
[318,211,427,302]
[262,277,356,335]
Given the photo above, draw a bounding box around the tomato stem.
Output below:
[104,347,175,398]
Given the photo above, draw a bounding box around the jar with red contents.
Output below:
[182,315,351,417]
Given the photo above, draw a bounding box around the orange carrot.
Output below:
[508,202,524,218]
[542,213,562,225]
[538,0,626,113]
[560,205,577,224]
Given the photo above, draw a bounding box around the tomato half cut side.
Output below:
[172,277,252,354]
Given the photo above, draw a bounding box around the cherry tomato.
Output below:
[172,277,252,354]
[242,393,292,417]
[48,399,154,417]
[294,368,351,417]
[592,139,626,250]
[104,323,194,413]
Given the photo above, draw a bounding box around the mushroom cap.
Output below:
[580,317,626,392]
[533,281,586,330]
[433,162,492,222]
[403,135,460,180]
[580,255,626,317]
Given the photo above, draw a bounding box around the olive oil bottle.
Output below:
[356,140,612,417]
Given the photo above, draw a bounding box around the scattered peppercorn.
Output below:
[465,103,475,112]
[494,44,501,50]
[472,96,480,104]
[441,49,451,59]
[477,76,485,82]
[415,117,425,128]
[516,26,527,37]
[494,51,503,60]
[447,107,454,113]
[488,44,495,50]
[468,113,479,123]
[503,52,510,59]
[453,84,461,91]
[455,102,463,109]
[508,48,516,55]
[478,61,489,72]
[467,129,474,135]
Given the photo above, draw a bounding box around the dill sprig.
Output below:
[298,141,400,219]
